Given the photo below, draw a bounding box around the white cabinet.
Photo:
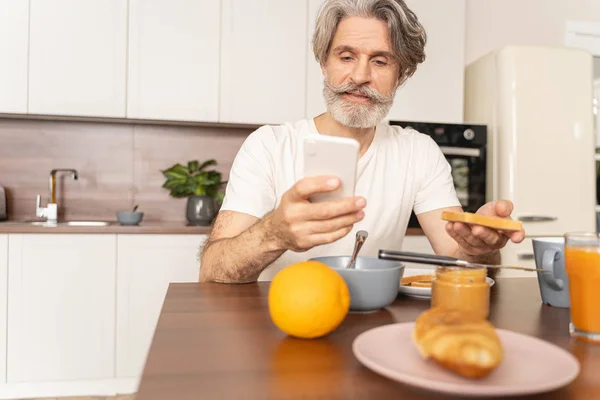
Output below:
[595,79,600,148]
[6,234,117,383]
[127,0,220,122]
[0,1,28,114]
[220,0,308,124]
[28,0,127,117]
[500,239,537,278]
[402,235,434,254]
[401,235,436,272]
[0,235,7,384]
[116,234,205,380]
[306,0,326,119]
[386,0,466,123]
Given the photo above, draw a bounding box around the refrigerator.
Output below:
[464,45,596,276]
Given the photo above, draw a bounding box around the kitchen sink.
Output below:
[62,221,112,226]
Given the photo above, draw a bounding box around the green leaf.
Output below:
[162,178,185,189]
[162,172,186,182]
[161,164,189,179]
[170,185,192,198]
[197,159,217,171]
[187,160,199,173]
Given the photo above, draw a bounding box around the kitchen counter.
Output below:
[135,278,598,400]
[0,220,212,234]
[0,222,425,236]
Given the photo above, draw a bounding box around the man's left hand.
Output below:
[445,200,526,257]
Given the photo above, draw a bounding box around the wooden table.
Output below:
[135,279,600,400]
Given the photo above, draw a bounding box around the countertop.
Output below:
[136,278,598,400]
[0,220,212,234]
[0,221,425,236]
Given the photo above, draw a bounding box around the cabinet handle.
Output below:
[518,253,535,261]
[517,216,557,222]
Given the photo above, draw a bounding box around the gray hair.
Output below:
[312,0,427,85]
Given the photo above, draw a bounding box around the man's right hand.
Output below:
[266,176,366,252]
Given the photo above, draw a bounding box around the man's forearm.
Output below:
[199,216,286,283]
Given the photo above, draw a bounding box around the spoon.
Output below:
[347,230,368,269]
[133,204,139,212]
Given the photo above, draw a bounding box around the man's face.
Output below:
[322,16,400,129]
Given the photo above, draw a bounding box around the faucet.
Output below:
[36,169,79,223]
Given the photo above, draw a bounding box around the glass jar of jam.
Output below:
[431,266,490,319]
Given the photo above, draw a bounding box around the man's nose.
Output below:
[350,58,371,86]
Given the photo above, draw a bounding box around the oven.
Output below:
[388,120,488,229]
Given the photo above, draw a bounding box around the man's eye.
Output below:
[341,56,353,62]
[374,60,387,66]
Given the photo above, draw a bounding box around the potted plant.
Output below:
[161,159,226,226]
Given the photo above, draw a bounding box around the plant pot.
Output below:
[186,195,216,226]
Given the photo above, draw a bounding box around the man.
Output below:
[199,0,525,284]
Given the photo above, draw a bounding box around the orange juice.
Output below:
[565,246,600,342]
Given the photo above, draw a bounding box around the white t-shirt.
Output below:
[220,118,460,281]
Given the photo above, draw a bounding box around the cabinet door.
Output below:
[306,0,326,119]
[401,235,436,274]
[386,0,465,123]
[0,235,7,383]
[220,0,307,124]
[7,234,117,383]
[28,0,127,117]
[0,0,28,114]
[127,0,220,122]
[500,239,537,278]
[116,234,206,379]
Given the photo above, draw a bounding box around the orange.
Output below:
[268,260,350,339]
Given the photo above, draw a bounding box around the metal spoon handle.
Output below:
[347,230,368,268]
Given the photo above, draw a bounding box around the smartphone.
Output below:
[302,135,360,203]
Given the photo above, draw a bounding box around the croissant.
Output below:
[412,307,503,379]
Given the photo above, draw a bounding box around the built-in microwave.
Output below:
[388,120,488,229]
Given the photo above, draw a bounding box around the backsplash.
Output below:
[0,118,253,222]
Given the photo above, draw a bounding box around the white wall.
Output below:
[465,0,600,65]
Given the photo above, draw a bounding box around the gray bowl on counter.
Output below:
[116,211,144,226]
[309,256,404,312]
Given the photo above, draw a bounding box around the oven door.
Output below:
[407,145,487,229]
[439,146,486,213]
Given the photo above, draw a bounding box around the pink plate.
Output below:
[352,322,580,397]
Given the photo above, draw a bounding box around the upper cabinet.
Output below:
[0,0,29,114]
[127,0,220,122]
[1,0,466,125]
[219,0,308,125]
[386,0,466,123]
[28,0,127,118]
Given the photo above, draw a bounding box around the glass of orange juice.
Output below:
[565,232,600,343]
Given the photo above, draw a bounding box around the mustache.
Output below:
[325,80,394,104]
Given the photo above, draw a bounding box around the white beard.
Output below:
[322,78,396,129]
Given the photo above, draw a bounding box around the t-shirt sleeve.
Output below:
[413,136,462,215]
[219,126,277,219]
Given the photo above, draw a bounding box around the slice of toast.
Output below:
[441,211,523,231]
